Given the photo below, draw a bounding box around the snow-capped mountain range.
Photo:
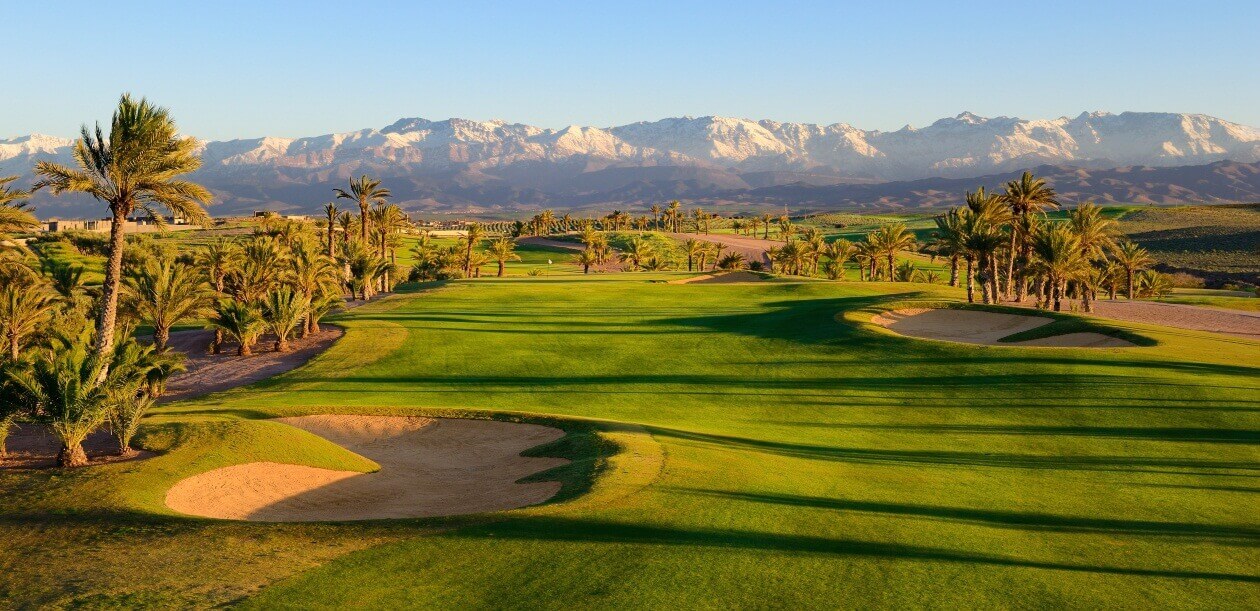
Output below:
[4,111,1259,216]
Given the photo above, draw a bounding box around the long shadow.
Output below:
[645,425,1260,476]
[673,488,1260,542]
[770,423,1260,445]
[450,516,1260,583]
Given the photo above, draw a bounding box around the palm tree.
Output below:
[869,223,917,281]
[1112,240,1154,300]
[822,239,853,281]
[764,245,781,273]
[932,209,967,287]
[959,208,1005,303]
[1001,171,1059,301]
[323,202,339,258]
[487,237,520,277]
[0,283,56,360]
[650,204,662,230]
[717,252,747,270]
[667,200,682,232]
[210,299,263,356]
[286,243,340,336]
[1031,224,1090,311]
[196,240,241,354]
[104,337,183,456]
[619,236,654,270]
[0,335,109,466]
[0,175,37,234]
[749,217,761,240]
[125,256,208,352]
[1069,202,1118,311]
[260,287,309,352]
[33,94,211,365]
[682,238,704,272]
[574,248,599,274]
[711,243,728,270]
[334,175,390,244]
[538,210,557,235]
[761,213,774,239]
[370,203,411,290]
[41,259,86,304]
[462,223,485,277]
[226,237,284,305]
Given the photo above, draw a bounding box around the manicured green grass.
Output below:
[1152,289,1260,312]
[2,275,1257,608]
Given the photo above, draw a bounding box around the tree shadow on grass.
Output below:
[670,488,1260,543]
[641,425,1260,476]
[768,423,1260,445]
[450,516,1260,583]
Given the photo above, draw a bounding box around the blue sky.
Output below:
[6,0,1258,139]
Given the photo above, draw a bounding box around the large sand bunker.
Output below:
[872,308,1135,347]
[165,415,569,522]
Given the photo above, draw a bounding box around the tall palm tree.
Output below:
[711,243,728,270]
[1031,224,1090,311]
[0,283,55,360]
[323,202,339,258]
[959,209,1005,303]
[33,94,211,365]
[125,256,208,352]
[869,223,917,281]
[486,237,520,277]
[1001,171,1059,301]
[260,287,309,352]
[462,223,485,277]
[667,201,682,232]
[1069,202,1118,311]
[650,204,662,230]
[195,240,241,354]
[682,238,703,272]
[333,175,390,244]
[286,243,339,336]
[210,299,263,356]
[370,203,411,290]
[1112,240,1154,300]
[761,213,774,239]
[932,209,967,287]
[822,239,853,280]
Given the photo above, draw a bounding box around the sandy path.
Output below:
[873,308,1135,347]
[1069,300,1260,339]
[667,232,777,267]
[165,415,569,522]
[671,271,768,284]
[161,327,344,403]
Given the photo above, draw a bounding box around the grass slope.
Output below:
[2,276,1258,608]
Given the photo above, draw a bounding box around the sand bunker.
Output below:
[671,271,766,284]
[165,415,569,522]
[872,308,1134,347]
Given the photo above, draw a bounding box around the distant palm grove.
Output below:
[0,96,1169,467]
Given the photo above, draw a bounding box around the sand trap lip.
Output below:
[872,308,1135,347]
[165,415,569,522]
[670,271,766,284]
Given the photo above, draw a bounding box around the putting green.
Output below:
[1,275,1257,608]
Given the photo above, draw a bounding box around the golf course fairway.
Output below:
[1,274,1256,608]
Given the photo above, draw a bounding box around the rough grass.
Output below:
[1115,204,1260,283]
[2,275,1258,608]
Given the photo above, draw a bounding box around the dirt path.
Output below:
[161,327,344,403]
[1014,300,1259,339]
[165,415,568,522]
[666,232,779,267]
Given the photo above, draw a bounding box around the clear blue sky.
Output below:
[6,0,1258,140]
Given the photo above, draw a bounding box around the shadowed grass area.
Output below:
[2,274,1258,608]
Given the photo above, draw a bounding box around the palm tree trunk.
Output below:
[95,208,128,372]
[58,442,88,468]
[989,257,1000,303]
[965,258,975,303]
[1005,228,1019,300]
[360,202,369,243]
[239,340,251,356]
[949,256,959,287]
[1053,280,1064,311]
[498,261,505,277]
[1127,270,1135,299]
[155,326,170,352]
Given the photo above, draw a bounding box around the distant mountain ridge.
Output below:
[3,111,1259,217]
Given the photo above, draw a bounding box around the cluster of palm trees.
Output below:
[930,171,1161,310]
[408,223,522,280]
[0,94,416,467]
